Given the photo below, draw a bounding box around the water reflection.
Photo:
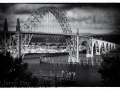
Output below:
[40,55,102,66]
[24,54,103,86]
[24,53,103,66]
[84,55,102,66]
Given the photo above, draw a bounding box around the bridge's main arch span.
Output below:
[21,6,72,46]
[21,7,72,34]
[20,7,77,60]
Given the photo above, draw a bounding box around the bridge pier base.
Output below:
[86,53,93,58]
[86,53,91,57]
[95,52,101,55]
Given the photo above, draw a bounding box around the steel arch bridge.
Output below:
[20,7,74,59]
[0,6,120,64]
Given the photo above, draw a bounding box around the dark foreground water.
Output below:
[23,53,103,87]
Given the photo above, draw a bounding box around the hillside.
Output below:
[92,34,120,44]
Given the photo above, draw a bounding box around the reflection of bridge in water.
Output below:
[0,6,120,64]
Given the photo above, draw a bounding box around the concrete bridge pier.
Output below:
[86,39,94,58]
[16,18,21,59]
[3,19,8,56]
[76,28,80,64]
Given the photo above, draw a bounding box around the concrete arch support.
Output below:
[91,39,100,56]
[86,38,93,58]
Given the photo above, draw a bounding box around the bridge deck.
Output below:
[0,31,117,44]
[0,31,91,37]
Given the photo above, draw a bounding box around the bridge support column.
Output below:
[103,43,106,54]
[114,44,116,50]
[96,41,101,55]
[95,49,98,55]
[86,38,93,58]
[3,19,8,56]
[4,32,7,56]
[104,43,108,54]
[91,42,94,58]
[16,18,21,58]
[90,38,94,58]
[99,42,102,55]
[76,28,80,63]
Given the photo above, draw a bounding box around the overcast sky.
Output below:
[0,3,120,34]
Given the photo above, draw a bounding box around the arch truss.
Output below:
[20,6,76,59]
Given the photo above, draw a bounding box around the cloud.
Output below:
[61,3,120,11]
[12,4,65,14]
[0,3,120,34]
[0,4,66,31]
[64,6,120,34]
[65,7,114,24]
[0,4,15,13]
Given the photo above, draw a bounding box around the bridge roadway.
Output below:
[0,30,117,45]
